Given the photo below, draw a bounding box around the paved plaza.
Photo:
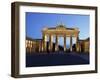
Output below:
[26,52,89,67]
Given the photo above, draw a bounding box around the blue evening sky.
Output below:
[26,12,89,47]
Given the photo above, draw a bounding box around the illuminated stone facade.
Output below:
[26,37,43,53]
[78,38,90,53]
[42,25,80,52]
[26,24,90,53]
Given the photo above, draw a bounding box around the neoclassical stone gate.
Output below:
[42,25,80,52]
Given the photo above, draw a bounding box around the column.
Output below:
[55,35,58,51]
[64,35,66,51]
[41,40,44,52]
[43,34,47,52]
[76,36,79,52]
[49,35,53,51]
[39,42,41,52]
[70,36,72,52]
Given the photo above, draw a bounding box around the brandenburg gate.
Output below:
[42,25,80,52]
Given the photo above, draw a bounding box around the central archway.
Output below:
[42,24,80,52]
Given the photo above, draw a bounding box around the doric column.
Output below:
[41,40,44,52]
[49,35,53,51]
[76,36,79,52]
[64,35,66,51]
[55,35,58,51]
[70,36,72,52]
[39,42,41,52]
[43,34,47,52]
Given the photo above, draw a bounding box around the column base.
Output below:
[64,48,66,52]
